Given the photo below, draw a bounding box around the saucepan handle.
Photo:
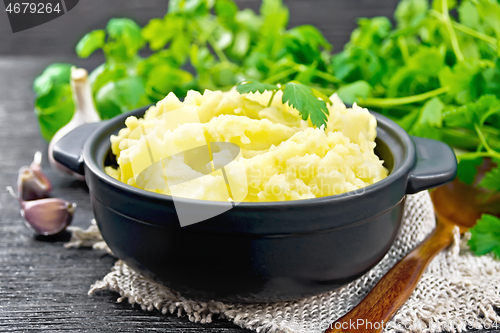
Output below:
[52,122,103,176]
[406,136,457,194]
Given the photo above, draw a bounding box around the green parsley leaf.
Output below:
[213,26,233,50]
[473,0,500,37]
[215,0,238,28]
[282,82,329,128]
[231,30,251,58]
[259,0,289,41]
[331,47,383,85]
[236,81,279,94]
[478,162,500,192]
[284,25,332,66]
[169,32,192,65]
[438,59,484,105]
[235,9,263,34]
[476,95,500,125]
[469,214,500,258]
[146,65,194,100]
[141,19,170,51]
[34,85,75,141]
[483,60,500,100]
[286,25,332,51]
[444,94,500,130]
[33,63,72,97]
[348,17,392,51]
[397,108,421,131]
[336,80,372,105]
[456,157,483,185]
[260,0,288,20]
[458,0,482,31]
[94,76,149,119]
[105,18,143,61]
[33,64,75,141]
[387,47,444,98]
[394,0,429,29]
[168,0,210,17]
[91,65,127,99]
[409,96,444,140]
[76,30,106,58]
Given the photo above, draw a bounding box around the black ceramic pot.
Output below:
[53,106,456,302]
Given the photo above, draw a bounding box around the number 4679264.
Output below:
[5,2,61,14]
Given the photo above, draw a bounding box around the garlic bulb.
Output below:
[18,151,52,201]
[48,67,100,179]
[6,186,76,236]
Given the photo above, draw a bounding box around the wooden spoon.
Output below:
[325,166,500,333]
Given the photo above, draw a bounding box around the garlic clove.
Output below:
[22,199,76,236]
[29,151,52,192]
[18,152,52,201]
[48,67,100,180]
[6,186,76,236]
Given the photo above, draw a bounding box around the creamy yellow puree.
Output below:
[106,88,387,202]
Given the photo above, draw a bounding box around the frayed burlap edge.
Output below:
[68,192,500,333]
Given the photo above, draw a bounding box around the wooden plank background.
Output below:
[1,1,499,332]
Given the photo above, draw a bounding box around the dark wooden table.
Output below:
[0,55,258,332]
[1,1,499,332]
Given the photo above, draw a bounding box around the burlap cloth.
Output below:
[66,191,500,333]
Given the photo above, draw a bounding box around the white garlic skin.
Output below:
[18,152,52,201]
[48,67,100,180]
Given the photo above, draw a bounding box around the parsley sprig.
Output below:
[469,214,500,259]
[309,0,500,258]
[33,0,335,141]
[236,81,331,128]
[329,0,500,255]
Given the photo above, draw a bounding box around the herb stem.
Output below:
[314,70,341,83]
[432,6,464,62]
[474,123,500,159]
[267,90,278,107]
[264,67,299,84]
[191,20,231,64]
[457,151,493,161]
[475,123,490,152]
[481,108,500,125]
[452,21,498,51]
[398,36,410,63]
[207,36,229,63]
[358,86,449,108]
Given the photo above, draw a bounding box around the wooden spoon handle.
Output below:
[325,221,455,333]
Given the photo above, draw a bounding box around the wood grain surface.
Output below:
[0,1,499,332]
[0,56,254,332]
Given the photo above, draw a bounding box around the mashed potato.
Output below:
[106,88,387,202]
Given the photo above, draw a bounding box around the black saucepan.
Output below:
[53,106,456,302]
